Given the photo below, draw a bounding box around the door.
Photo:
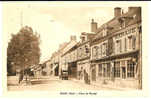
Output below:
[122,67,126,79]
[92,65,96,81]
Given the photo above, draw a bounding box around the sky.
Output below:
[2,2,128,63]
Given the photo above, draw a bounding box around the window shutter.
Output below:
[132,35,136,50]
[125,38,127,51]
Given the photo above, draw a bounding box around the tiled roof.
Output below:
[93,7,141,41]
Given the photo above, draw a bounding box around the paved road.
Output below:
[7,76,116,91]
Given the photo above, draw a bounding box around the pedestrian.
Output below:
[18,70,24,84]
[84,70,87,84]
[79,70,81,80]
[84,70,90,84]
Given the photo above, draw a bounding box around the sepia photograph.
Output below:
[1,1,150,97]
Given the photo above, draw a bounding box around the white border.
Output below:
[0,1,151,100]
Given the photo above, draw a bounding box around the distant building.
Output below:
[60,35,78,78]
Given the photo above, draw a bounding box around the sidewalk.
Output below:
[71,78,134,91]
[91,81,133,91]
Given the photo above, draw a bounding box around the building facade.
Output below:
[60,36,78,78]
[90,7,142,89]
[48,7,142,89]
[77,32,95,83]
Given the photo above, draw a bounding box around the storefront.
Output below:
[77,59,90,82]
[68,62,77,78]
[91,51,139,88]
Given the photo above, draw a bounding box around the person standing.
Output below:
[18,70,24,84]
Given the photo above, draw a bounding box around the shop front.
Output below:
[91,52,139,89]
[77,59,90,83]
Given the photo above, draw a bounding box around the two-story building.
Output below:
[90,7,142,89]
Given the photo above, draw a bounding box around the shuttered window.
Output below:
[132,36,136,50]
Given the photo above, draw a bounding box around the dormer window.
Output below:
[80,36,85,42]
[121,21,126,28]
[116,39,120,43]
[133,14,136,19]
[85,45,89,53]
[103,28,107,37]
[82,37,85,42]
[118,17,126,29]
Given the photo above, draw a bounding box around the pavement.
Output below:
[7,76,132,91]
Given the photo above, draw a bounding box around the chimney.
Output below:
[114,7,121,17]
[70,35,76,41]
[91,19,97,33]
[128,7,140,12]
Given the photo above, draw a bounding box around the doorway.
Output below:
[122,67,126,79]
[91,65,96,81]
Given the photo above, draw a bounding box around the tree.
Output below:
[7,26,41,75]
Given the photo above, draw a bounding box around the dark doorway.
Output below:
[55,64,59,76]
[91,65,96,81]
[68,62,77,78]
[122,67,126,79]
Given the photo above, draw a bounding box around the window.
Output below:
[79,48,82,58]
[121,21,125,28]
[128,29,131,34]
[127,60,135,78]
[85,45,89,53]
[93,46,99,59]
[106,43,108,55]
[99,45,102,57]
[112,42,115,54]
[114,61,120,78]
[81,37,85,42]
[116,40,121,53]
[103,29,107,37]
[108,37,113,55]
[121,60,126,66]
[103,43,106,55]
[119,40,122,52]
[132,27,136,33]
[99,32,103,37]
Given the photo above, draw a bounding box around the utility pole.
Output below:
[20,10,23,28]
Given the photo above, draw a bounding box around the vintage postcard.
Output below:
[1,1,150,97]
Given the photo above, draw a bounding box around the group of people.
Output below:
[78,69,90,84]
[18,69,34,84]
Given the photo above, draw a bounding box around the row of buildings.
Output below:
[44,7,142,89]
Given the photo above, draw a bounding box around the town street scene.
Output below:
[4,2,142,91]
